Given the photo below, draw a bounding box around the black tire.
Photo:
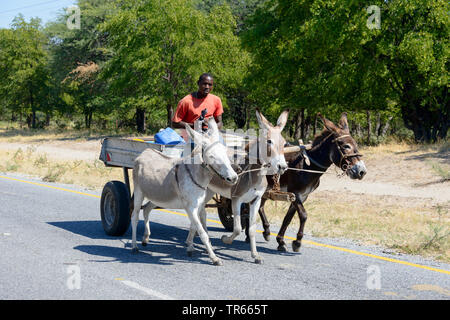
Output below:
[217,195,248,232]
[100,181,131,236]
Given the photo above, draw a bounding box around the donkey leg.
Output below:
[292,202,307,252]
[199,206,208,235]
[276,203,297,252]
[248,197,263,264]
[142,202,156,247]
[258,199,271,242]
[185,205,208,256]
[185,222,196,257]
[188,208,222,266]
[221,200,242,245]
[244,214,250,243]
[131,187,144,254]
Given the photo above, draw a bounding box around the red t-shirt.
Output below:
[172,93,223,124]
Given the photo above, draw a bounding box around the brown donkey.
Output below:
[256,112,367,252]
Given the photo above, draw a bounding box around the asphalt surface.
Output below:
[0,172,449,301]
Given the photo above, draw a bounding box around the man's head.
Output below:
[197,73,214,98]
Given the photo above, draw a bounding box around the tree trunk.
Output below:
[31,110,36,129]
[366,110,372,144]
[84,110,92,129]
[167,104,173,128]
[88,111,92,129]
[136,107,146,133]
[29,84,36,129]
[381,116,393,136]
[302,113,312,141]
[375,112,381,137]
[45,113,51,127]
[293,109,302,140]
[313,114,318,137]
[26,114,32,129]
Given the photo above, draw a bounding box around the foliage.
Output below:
[0,15,51,128]
[100,0,250,131]
[44,0,116,128]
[243,0,449,142]
[0,0,447,141]
[371,0,449,142]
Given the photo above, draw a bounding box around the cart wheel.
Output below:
[217,196,248,232]
[101,181,131,236]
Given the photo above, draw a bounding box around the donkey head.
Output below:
[255,109,289,175]
[185,118,238,185]
[318,112,367,180]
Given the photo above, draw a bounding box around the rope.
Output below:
[237,167,268,176]
[286,167,327,174]
[287,166,346,177]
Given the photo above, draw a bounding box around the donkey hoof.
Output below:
[141,241,147,247]
[213,259,223,266]
[187,250,194,257]
[263,232,271,242]
[292,241,301,252]
[277,244,287,252]
[131,247,139,254]
[221,235,232,245]
[254,257,263,264]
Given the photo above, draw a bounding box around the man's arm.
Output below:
[214,115,223,129]
[172,120,194,129]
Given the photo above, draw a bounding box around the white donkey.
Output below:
[131,118,238,266]
[187,109,289,264]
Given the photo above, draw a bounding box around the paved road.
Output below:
[0,173,449,302]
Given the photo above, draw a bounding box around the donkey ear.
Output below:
[338,112,349,131]
[317,112,338,132]
[206,117,219,140]
[185,123,203,144]
[255,108,272,130]
[276,109,289,131]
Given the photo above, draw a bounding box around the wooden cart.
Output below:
[98,133,297,236]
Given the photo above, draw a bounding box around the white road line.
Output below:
[118,279,175,300]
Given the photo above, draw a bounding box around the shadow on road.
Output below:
[48,220,291,266]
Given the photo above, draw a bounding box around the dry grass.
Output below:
[0,123,137,189]
[0,145,124,190]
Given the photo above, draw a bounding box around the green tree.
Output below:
[101,0,249,132]
[194,0,264,34]
[367,0,449,142]
[243,0,448,142]
[45,0,115,128]
[0,15,51,128]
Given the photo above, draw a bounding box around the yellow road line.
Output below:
[0,175,101,198]
[1,174,449,276]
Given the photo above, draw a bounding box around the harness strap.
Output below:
[176,163,207,191]
[291,148,328,171]
[174,164,180,191]
[306,152,329,170]
[185,164,207,190]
